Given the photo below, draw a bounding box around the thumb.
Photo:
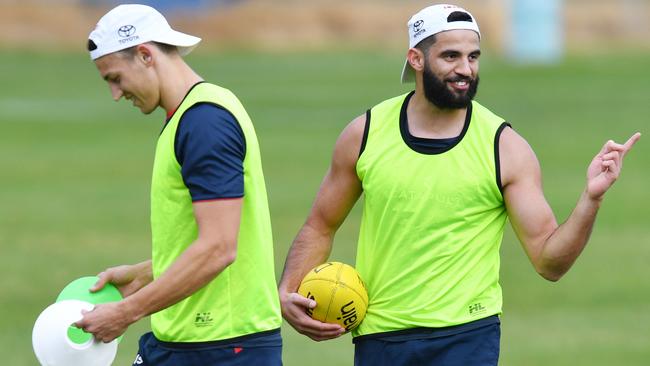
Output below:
[90,272,109,292]
[289,292,317,309]
[74,310,89,328]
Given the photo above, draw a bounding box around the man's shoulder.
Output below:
[470,100,507,127]
[192,81,230,94]
[188,82,242,106]
[181,103,238,126]
[470,99,498,115]
[372,91,413,109]
[176,104,243,149]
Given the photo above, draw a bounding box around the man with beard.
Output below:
[278,4,640,366]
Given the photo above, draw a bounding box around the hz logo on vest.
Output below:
[195,312,214,327]
[337,301,358,331]
[469,302,486,316]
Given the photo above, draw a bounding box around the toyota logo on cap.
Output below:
[118,25,136,38]
[413,20,424,32]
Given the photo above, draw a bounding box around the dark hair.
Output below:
[415,34,438,55]
[114,42,179,58]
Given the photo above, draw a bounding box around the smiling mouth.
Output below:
[448,79,470,91]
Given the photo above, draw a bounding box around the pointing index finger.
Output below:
[623,132,641,153]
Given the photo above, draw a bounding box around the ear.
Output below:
[135,44,154,66]
[407,48,426,74]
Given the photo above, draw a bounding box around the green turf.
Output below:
[1,48,648,365]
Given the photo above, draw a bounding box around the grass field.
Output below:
[1,48,648,365]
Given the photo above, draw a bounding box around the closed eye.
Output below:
[103,74,120,84]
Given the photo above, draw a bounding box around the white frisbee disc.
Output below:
[32,300,118,366]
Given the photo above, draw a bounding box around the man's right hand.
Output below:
[280,291,346,342]
[91,260,153,298]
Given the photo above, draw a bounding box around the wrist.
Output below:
[583,189,604,206]
[121,296,146,324]
[278,282,299,299]
[278,285,291,296]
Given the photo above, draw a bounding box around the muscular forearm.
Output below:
[121,238,235,323]
[537,190,601,281]
[279,120,363,293]
[279,223,334,294]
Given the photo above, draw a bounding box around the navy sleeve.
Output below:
[174,103,246,201]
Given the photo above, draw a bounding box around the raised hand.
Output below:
[586,132,641,200]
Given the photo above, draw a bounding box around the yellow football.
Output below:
[297,262,368,332]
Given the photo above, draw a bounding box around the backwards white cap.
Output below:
[401,4,481,83]
[88,4,201,60]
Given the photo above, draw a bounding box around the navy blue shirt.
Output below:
[173,103,246,201]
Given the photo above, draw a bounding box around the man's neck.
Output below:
[406,90,468,139]
[159,57,203,114]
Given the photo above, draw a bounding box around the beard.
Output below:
[422,64,479,109]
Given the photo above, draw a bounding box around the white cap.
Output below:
[401,4,481,83]
[88,4,201,60]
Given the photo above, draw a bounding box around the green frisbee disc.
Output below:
[56,276,124,344]
[56,276,122,304]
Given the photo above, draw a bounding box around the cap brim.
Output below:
[153,29,201,56]
[401,59,415,83]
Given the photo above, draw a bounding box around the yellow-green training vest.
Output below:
[150,82,281,342]
[354,92,509,337]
